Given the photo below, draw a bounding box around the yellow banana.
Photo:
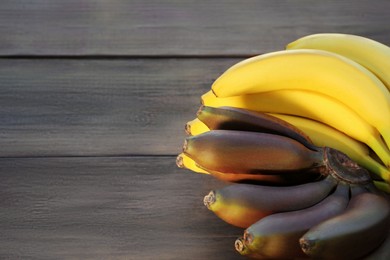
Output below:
[185,118,209,136]
[210,49,390,150]
[201,90,390,168]
[176,153,209,174]
[269,113,390,183]
[286,33,390,91]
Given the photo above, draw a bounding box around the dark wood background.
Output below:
[1,1,389,259]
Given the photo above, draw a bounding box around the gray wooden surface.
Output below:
[1,1,389,259]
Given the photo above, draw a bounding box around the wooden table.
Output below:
[1,1,389,259]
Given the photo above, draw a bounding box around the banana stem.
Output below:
[377,125,390,164]
[323,147,372,185]
[363,158,390,183]
[373,180,390,193]
[367,134,390,168]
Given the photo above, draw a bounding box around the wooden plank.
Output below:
[0,58,238,157]
[0,156,246,259]
[0,0,389,56]
[0,156,388,259]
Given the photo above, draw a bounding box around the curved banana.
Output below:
[235,182,350,259]
[210,49,390,150]
[176,153,209,174]
[177,152,307,184]
[185,113,390,191]
[201,90,390,167]
[203,175,337,228]
[286,33,390,91]
[183,130,325,174]
[185,118,209,136]
[196,105,316,151]
[269,113,390,183]
[178,140,319,185]
[300,191,390,259]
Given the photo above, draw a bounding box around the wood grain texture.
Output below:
[0,157,388,259]
[1,1,389,259]
[0,0,389,56]
[0,156,246,260]
[0,58,238,157]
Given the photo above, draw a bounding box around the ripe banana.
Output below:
[269,113,390,183]
[300,191,390,259]
[201,89,390,167]
[210,49,390,150]
[184,113,390,191]
[177,152,311,184]
[286,33,390,91]
[235,182,350,259]
[196,105,316,151]
[185,118,209,136]
[203,175,337,228]
[183,130,325,174]
[180,120,322,185]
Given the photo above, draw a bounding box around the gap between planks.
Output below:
[0,154,178,160]
[0,54,256,60]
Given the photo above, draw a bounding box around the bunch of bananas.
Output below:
[176,33,390,259]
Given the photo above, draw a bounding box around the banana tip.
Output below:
[184,122,191,135]
[182,139,188,152]
[235,234,253,256]
[299,237,315,254]
[234,237,245,253]
[203,191,216,208]
[285,41,295,50]
[176,154,184,169]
